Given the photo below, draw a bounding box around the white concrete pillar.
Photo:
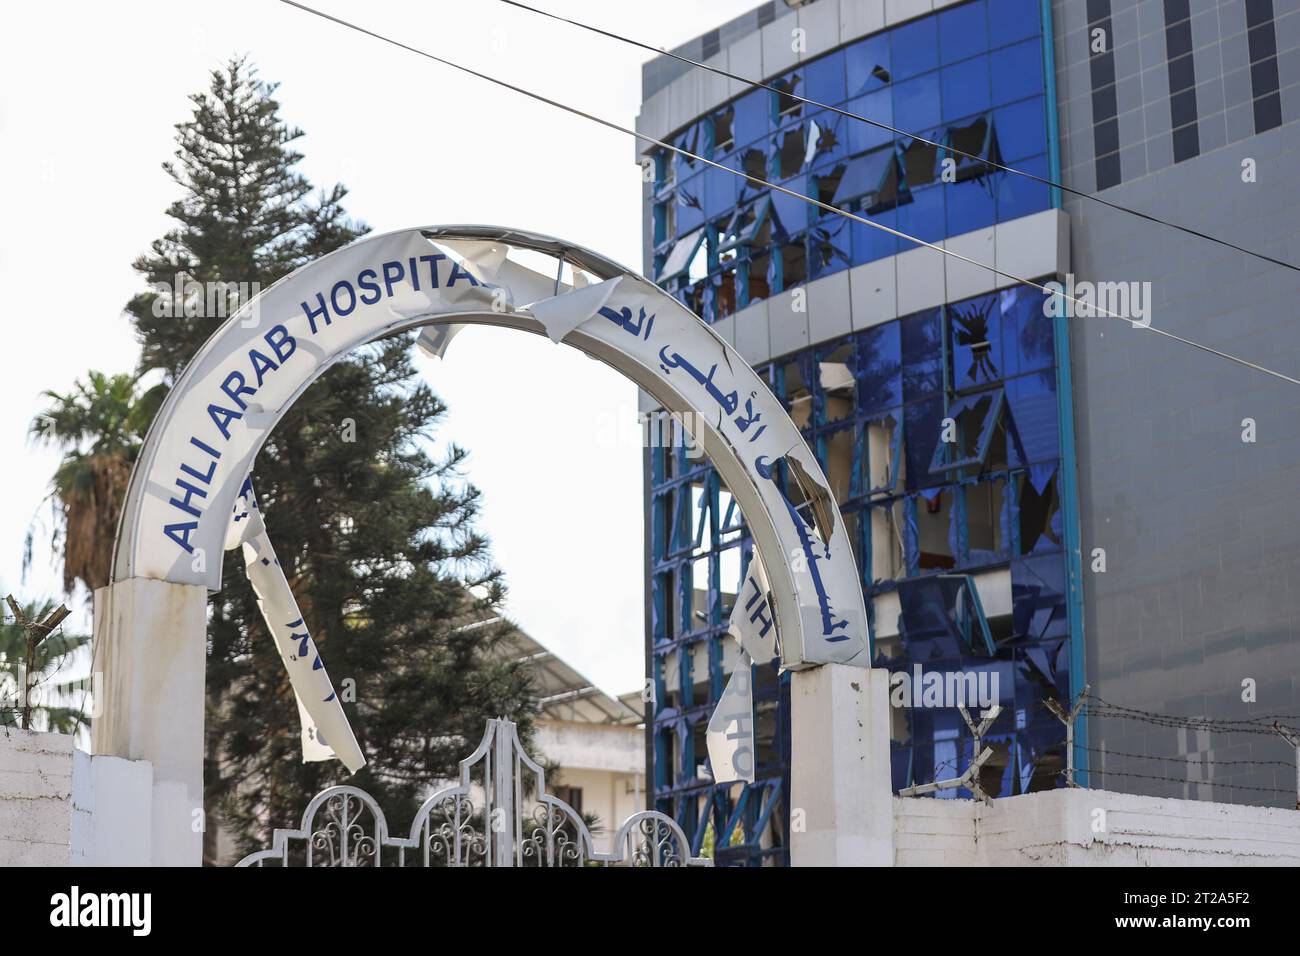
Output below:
[789,664,893,866]
[91,577,207,866]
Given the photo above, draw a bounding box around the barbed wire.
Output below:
[1073,743,1294,770]
[1081,695,1300,736]
[1053,767,1295,797]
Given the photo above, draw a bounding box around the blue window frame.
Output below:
[893,72,942,131]
[845,89,894,154]
[994,96,1047,163]
[930,388,1006,473]
[644,0,1070,858]
[941,55,991,123]
[991,38,1046,104]
[939,0,989,63]
[891,15,939,81]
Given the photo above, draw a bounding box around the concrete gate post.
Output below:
[790,664,893,866]
[91,577,207,866]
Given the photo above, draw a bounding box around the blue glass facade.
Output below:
[650,0,1052,324]
[645,0,1078,866]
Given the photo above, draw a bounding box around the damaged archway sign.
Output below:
[97,226,870,865]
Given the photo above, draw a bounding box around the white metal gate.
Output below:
[236,717,709,867]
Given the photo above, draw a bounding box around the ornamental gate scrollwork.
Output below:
[236,718,709,867]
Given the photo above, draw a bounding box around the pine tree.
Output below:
[117,58,533,862]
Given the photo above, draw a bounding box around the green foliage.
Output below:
[45,56,535,861]
[0,598,91,734]
[31,372,165,592]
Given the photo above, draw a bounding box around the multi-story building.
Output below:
[637,0,1300,865]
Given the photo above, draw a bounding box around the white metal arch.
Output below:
[95,225,871,864]
[111,224,868,670]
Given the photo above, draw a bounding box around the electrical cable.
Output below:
[497,0,1300,275]
[278,0,1300,387]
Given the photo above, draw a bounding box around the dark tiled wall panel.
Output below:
[1052,0,1300,804]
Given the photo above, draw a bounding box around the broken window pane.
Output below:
[801,116,842,170]
[655,570,677,643]
[780,358,812,430]
[713,265,737,319]
[1011,554,1069,644]
[778,127,804,180]
[687,235,710,284]
[803,120,823,168]
[702,166,738,221]
[683,280,707,318]
[719,195,774,252]
[779,238,807,289]
[773,72,802,121]
[658,227,706,283]
[820,423,855,504]
[712,104,736,154]
[690,480,711,555]
[901,136,941,188]
[864,413,902,496]
[846,33,892,95]
[949,295,1002,387]
[930,389,1006,474]
[1005,372,1059,467]
[741,146,768,181]
[808,222,850,279]
[842,506,863,569]
[677,179,704,233]
[914,489,957,571]
[653,200,675,248]
[719,544,742,604]
[1018,466,1061,554]
[651,149,674,193]
[816,342,856,424]
[815,163,846,205]
[832,146,904,212]
[746,251,771,304]
[946,114,1001,181]
[965,475,1007,562]
[691,555,713,624]
[673,124,702,182]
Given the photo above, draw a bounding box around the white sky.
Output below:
[0,0,762,698]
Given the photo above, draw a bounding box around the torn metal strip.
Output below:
[227,479,364,773]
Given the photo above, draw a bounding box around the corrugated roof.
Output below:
[459,610,643,725]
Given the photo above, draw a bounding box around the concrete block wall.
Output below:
[71,749,154,866]
[0,728,74,865]
[894,788,1300,865]
[1,728,154,866]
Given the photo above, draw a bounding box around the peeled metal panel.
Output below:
[112,227,870,720]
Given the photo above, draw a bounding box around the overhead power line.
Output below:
[497,0,1300,275]
[278,0,1300,388]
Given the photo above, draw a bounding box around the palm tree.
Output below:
[30,371,166,593]
[0,597,91,733]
